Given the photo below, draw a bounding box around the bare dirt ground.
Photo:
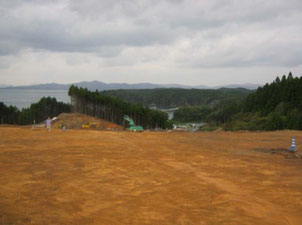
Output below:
[1,127,302,225]
[50,113,125,131]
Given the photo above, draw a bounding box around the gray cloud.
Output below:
[0,0,185,55]
[0,0,301,86]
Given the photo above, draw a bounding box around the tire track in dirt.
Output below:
[161,158,299,225]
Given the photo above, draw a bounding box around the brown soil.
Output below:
[0,127,302,225]
[51,113,124,131]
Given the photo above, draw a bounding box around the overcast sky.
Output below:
[0,0,301,86]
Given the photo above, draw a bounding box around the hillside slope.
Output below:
[1,127,302,224]
[101,88,252,108]
[51,113,124,130]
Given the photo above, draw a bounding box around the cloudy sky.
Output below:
[0,0,301,86]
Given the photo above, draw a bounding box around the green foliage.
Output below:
[206,100,243,123]
[68,85,169,129]
[0,102,20,124]
[265,112,285,130]
[71,86,251,130]
[221,73,302,131]
[101,88,252,108]
[199,123,220,131]
[0,97,71,125]
[173,106,211,122]
[286,109,302,130]
[179,73,302,131]
[238,72,302,130]
[244,72,302,115]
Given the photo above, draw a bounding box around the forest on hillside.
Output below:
[68,85,169,129]
[0,87,170,129]
[101,88,252,108]
[1,73,301,131]
[173,73,302,131]
[235,72,302,130]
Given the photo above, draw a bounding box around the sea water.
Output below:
[0,89,69,109]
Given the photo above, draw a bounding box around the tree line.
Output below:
[173,73,302,131]
[101,88,252,108]
[173,99,242,124]
[2,73,300,131]
[238,72,302,130]
[0,97,71,125]
[68,85,169,129]
[244,72,302,115]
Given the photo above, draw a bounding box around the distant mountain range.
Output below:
[1,81,259,90]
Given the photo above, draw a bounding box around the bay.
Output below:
[0,89,69,109]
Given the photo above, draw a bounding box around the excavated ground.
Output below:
[51,113,124,131]
[0,127,302,225]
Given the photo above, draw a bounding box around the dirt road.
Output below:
[1,127,302,225]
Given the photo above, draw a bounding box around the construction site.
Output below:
[1,114,302,225]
